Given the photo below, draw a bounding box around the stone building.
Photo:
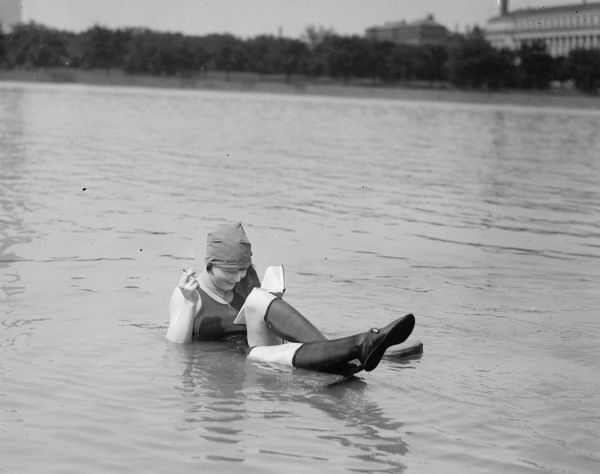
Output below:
[366,14,450,46]
[485,0,600,56]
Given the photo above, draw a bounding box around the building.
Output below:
[485,0,600,56]
[0,0,22,32]
[366,14,450,46]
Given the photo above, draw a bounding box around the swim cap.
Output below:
[205,222,252,270]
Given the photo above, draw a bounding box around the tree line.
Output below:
[1,22,599,93]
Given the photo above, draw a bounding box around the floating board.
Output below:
[384,338,423,359]
[298,368,357,388]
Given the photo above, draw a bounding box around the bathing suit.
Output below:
[193,287,247,341]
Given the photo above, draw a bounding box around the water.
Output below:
[1,81,599,473]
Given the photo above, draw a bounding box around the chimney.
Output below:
[501,0,509,16]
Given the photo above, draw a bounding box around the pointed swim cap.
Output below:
[205,221,252,270]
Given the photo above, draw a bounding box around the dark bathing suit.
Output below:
[193,287,247,342]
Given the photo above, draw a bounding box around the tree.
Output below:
[245,35,280,75]
[280,38,310,80]
[325,36,355,80]
[516,41,554,89]
[390,44,419,82]
[0,25,6,66]
[323,35,375,81]
[301,25,336,77]
[447,27,516,90]
[79,25,126,70]
[567,48,600,94]
[488,48,518,89]
[348,36,376,79]
[121,29,163,74]
[4,22,71,68]
[413,45,448,82]
[551,55,570,88]
[301,25,336,51]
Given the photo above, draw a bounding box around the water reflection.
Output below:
[0,87,28,297]
[164,339,248,458]
[243,362,409,472]
[312,382,408,472]
[165,340,409,471]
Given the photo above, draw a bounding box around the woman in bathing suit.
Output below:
[166,221,415,374]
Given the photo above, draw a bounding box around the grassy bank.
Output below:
[1,67,599,110]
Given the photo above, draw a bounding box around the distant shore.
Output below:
[1,67,599,110]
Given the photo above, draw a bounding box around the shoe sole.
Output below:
[363,314,415,372]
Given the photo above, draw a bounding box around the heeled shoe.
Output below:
[359,314,415,371]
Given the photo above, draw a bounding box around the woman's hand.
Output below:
[178,268,200,303]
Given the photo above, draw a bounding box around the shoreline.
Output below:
[1,68,599,110]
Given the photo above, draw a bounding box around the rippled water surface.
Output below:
[1,82,599,473]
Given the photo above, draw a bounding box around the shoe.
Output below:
[360,314,415,371]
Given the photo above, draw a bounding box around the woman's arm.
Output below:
[166,269,201,343]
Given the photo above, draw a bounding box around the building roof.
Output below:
[378,20,407,29]
[409,14,445,27]
[488,1,600,22]
[375,14,446,30]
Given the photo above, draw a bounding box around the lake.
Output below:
[1,81,599,473]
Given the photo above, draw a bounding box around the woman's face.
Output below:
[209,265,249,292]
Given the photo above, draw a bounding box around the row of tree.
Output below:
[447,29,600,93]
[1,22,600,93]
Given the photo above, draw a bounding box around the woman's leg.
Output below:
[264,298,327,342]
[239,288,327,346]
[241,289,283,347]
[247,314,415,374]
[247,343,302,366]
[292,314,415,373]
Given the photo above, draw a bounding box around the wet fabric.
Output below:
[193,287,247,341]
[205,221,252,270]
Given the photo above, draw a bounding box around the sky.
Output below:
[20,0,590,38]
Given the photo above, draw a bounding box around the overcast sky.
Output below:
[21,0,588,38]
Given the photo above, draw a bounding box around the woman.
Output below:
[166,221,415,374]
